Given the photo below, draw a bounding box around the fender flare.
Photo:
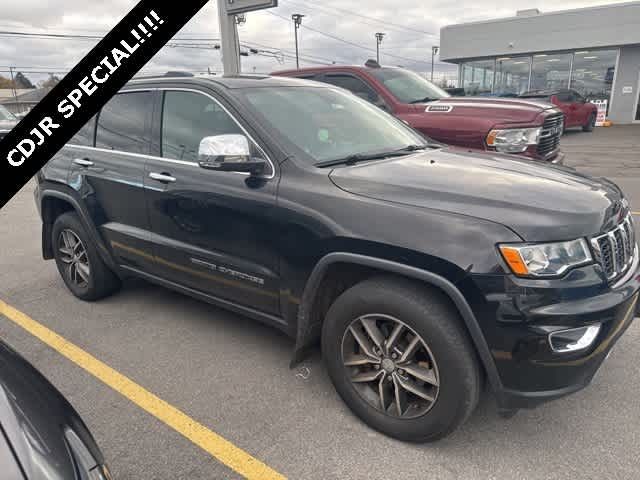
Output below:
[39,189,119,272]
[291,252,503,394]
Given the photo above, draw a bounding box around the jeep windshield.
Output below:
[0,105,17,121]
[238,86,429,165]
[368,68,450,104]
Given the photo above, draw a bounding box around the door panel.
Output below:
[573,92,589,125]
[68,91,155,271]
[145,89,280,314]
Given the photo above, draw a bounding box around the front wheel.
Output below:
[322,276,481,442]
[583,112,596,132]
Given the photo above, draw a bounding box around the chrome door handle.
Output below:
[149,172,177,183]
[73,158,94,167]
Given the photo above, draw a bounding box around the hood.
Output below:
[417,97,559,124]
[329,147,626,242]
[0,119,17,132]
[0,341,104,480]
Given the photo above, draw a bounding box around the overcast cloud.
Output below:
[0,0,620,84]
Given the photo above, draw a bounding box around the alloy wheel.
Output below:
[341,314,440,419]
[58,229,91,288]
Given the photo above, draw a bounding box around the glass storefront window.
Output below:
[495,57,530,96]
[530,53,572,91]
[571,50,618,102]
[461,60,495,95]
[458,49,619,103]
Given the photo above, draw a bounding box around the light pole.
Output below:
[431,46,439,82]
[292,14,305,69]
[375,32,385,64]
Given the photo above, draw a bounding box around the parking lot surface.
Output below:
[1,125,639,480]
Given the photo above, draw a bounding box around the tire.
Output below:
[582,113,596,132]
[52,212,121,301]
[322,276,481,442]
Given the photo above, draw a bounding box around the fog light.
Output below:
[548,324,601,353]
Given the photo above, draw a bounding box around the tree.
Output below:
[39,75,61,89]
[14,72,35,89]
[0,75,16,89]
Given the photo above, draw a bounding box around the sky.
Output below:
[0,0,624,85]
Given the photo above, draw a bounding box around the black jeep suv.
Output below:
[34,75,638,442]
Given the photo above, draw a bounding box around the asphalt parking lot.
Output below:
[1,125,639,480]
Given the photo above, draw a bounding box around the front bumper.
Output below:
[471,260,640,410]
[520,145,564,164]
[549,150,565,165]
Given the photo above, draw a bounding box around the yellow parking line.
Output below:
[0,300,285,480]
[633,212,640,216]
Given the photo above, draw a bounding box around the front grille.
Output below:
[591,214,637,283]
[537,112,564,158]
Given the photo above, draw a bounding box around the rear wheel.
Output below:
[322,276,481,442]
[583,112,596,132]
[52,212,121,301]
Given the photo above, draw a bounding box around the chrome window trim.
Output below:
[74,86,276,180]
[66,144,198,166]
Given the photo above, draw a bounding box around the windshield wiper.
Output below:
[315,145,429,168]
[409,97,438,104]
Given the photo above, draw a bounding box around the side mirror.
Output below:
[198,134,266,176]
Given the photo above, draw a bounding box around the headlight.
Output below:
[486,127,541,153]
[499,238,592,277]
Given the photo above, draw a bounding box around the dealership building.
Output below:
[440,1,640,124]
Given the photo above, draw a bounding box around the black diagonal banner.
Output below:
[0,0,211,209]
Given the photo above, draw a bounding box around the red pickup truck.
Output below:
[519,89,598,132]
[274,62,565,163]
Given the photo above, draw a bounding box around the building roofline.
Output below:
[442,1,640,30]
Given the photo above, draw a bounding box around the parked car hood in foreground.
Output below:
[0,119,18,133]
[0,341,104,480]
[329,147,625,242]
[416,97,559,124]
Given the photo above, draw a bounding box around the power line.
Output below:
[0,30,222,42]
[241,39,339,64]
[281,0,437,36]
[0,29,335,68]
[266,10,446,67]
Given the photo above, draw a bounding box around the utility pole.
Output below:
[292,14,304,69]
[431,46,439,82]
[375,33,385,64]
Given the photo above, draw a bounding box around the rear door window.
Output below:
[96,91,153,154]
